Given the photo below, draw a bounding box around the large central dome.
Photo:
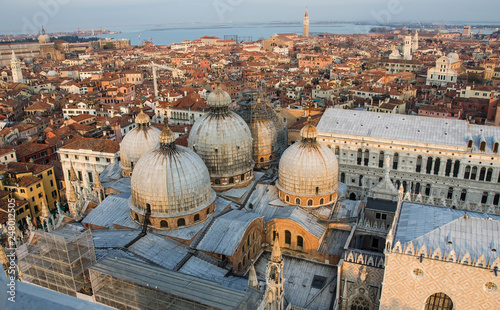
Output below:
[277,117,339,208]
[120,110,161,177]
[188,84,254,190]
[130,121,216,230]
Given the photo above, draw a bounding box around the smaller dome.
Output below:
[207,84,231,108]
[300,117,318,139]
[159,120,176,145]
[447,52,460,61]
[47,70,58,78]
[135,110,150,125]
[38,29,50,44]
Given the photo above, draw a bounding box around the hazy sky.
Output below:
[2,0,499,34]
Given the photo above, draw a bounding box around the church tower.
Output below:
[412,30,419,52]
[11,51,23,83]
[303,8,309,37]
[403,34,412,60]
[265,238,285,310]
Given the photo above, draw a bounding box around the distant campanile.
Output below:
[303,8,309,37]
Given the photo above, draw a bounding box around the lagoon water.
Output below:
[93,22,378,45]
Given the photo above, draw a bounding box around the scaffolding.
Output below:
[16,229,96,297]
[89,257,261,310]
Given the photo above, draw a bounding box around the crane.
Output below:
[138,62,185,98]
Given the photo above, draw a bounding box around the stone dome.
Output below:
[130,124,216,230]
[38,29,50,44]
[234,98,279,169]
[119,111,161,176]
[277,118,339,208]
[188,86,254,190]
[46,70,58,78]
[447,52,460,61]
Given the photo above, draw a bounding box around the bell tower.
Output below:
[11,51,23,83]
[303,8,309,37]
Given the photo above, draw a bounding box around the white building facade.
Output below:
[312,109,500,215]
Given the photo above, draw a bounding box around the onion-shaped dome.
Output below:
[188,85,254,190]
[277,117,339,208]
[130,121,216,230]
[119,110,160,176]
[38,28,50,44]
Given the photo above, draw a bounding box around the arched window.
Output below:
[393,153,399,170]
[160,220,168,228]
[425,292,453,310]
[434,158,441,175]
[241,174,245,181]
[228,177,234,184]
[297,236,304,248]
[416,155,422,172]
[295,198,301,205]
[460,189,467,201]
[319,198,324,205]
[357,148,362,165]
[464,165,471,179]
[447,187,453,200]
[479,167,486,181]
[215,179,221,185]
[247,235,250,246]
[237,262,242,271]
[260,158,264,162]
[350,296,370,310]
[379,151,385,168]
[494,142,499,153]
[425,184,431,196]
[486,168,493,182]
[194,214,200,222]
[453,160,460,177]
[364,149,369,166]
[307,199,313,206]
[207,208,210,215]
[315,186,319,194]
[285,230,291,245]
[335,146,339,155]
[471,166,477,180]
[340,172,345,183]
[494,193,500,206]
[444,159,452,176]
[426,157,433,174]
[285,195,290,202]
[481,192,488,204]
[134,213,139,222]
[415,182,421,195]
[480,140,486,152]
[177,218,186,227]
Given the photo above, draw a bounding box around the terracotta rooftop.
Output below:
[60,138,120,154]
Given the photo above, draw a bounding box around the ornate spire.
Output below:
[248,263,260,290]
[271,237,282,263]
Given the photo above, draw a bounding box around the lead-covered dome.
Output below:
[120,110,160,177]
[130,122,216,230]
[188,85,254,190]
[277,117,339,208]
[234,97,279,169]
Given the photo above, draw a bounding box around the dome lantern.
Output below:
[159,118,176,148]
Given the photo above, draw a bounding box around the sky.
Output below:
[1,0,500,34]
